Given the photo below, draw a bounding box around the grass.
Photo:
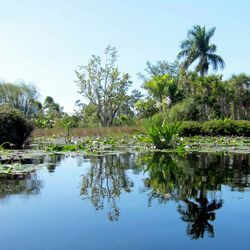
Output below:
[32,125,143,138]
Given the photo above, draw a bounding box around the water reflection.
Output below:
[139,152,250,239]
[0,153,63,201]
[178,197,223,239]
[1,150,250,241]
[44,154,64,173]
[138,153,185,204]
[0,174,43,200]
[80,151,250,239]
[80,153,135,221]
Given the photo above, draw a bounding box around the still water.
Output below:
[0,152,250,250]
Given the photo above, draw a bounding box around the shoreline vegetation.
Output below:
[1,125,250,179]
[0,25,249,179]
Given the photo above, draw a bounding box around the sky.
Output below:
[0,0,249,113]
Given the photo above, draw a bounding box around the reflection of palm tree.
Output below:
[178,196,223,239]
[80,153,134,221]
[139,152,230,239]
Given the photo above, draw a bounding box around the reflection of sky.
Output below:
[0,0,250,112]
[0,156,249,249]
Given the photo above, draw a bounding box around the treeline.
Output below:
[139,69,250,121]
[0,25,249,130]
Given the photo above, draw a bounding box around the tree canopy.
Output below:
[0,82,40,116]
[177,25,225,76]
[75,46,133,126]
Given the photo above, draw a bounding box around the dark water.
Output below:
[0,152,250,250]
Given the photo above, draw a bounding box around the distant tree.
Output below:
[79,103,99,127]
[43,96,62,117]
[138,60,180,81]
[228,73,250,120]
[33,96,64,128]
[75,46,132,126]
[139,60,183,115]
[135,98,159,119]
[57,114,80,136]
[177,25,225,76]
[0,82,39,116]
[143,74,183,111]
[114,89,143,125]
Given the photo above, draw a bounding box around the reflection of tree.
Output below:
[80,153,134,221]
[180,153,250,193]
[0,174,43,200]
[138,152,250,240]
[45,154,63,173]
[139,153,185,205]
[178,197,223,239]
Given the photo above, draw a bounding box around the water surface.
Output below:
[0,152,249,250]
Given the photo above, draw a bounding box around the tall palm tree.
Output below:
[178,25,225,76]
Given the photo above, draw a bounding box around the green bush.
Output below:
[0,105,34,148]
[168,98,199,121]
[231,120,250,136]
[151,112,169,126]
[178,119,250,137]
[178,121,202,136]
[202,120,226,136]
[201,120,250,136]
[145,118,181,149]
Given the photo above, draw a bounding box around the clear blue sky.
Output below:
[0,0,249,112]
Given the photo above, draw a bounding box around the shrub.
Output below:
[168,98,199,121]
[0,105,34,148]
[145,118,181,149]
[178,119,250,137]
[231,120,250,136]
[201,120,250,136]
[151,112,169,126]
[178,121,202,136]
[55,115,80,136]
[202,120,226,136]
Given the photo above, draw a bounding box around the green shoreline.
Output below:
[1,136,250,178]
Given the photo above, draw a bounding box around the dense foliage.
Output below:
[75,46,138,126]
[0,105,34,148]
[179,120,250,137]
[177,25,225,76]
[0,25,249,135]
[0,82,40,116]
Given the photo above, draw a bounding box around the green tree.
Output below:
[138,60,180,81]
[135,98,159,119]
[178,25,225,76]
[43,96,63,119]
[228,73,250,120]
[57,114,80,136]
[34,96,63,128]
[143,74,182,111]
[0,82,40,116]
[78,103,99,127]
[75,46,132,126]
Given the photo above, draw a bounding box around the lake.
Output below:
[0,151,249,250]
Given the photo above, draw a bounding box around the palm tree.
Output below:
[178,25,225,76]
